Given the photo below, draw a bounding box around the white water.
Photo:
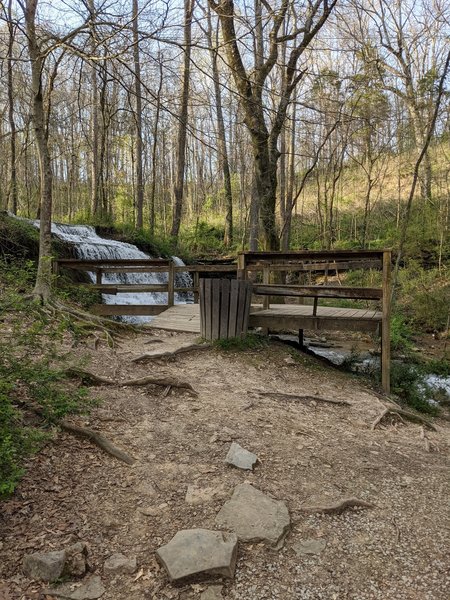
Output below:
[25,219,192,323]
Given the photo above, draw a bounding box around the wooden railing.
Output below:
[53,258,237,316]
[54,250,392,392]
[237,250,392,393]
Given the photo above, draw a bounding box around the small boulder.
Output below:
[156,529,238,582]
[215,484,290,548]
[65,542,88,578]
[23,550,66,582]
[225,443,258,471]
[103,553,137,574]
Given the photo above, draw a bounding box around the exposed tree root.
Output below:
[66,368,198,396]
[298,497,374,515]
[17,399,135,466]
[60,421,135,465]
[371,406,437,431]
[132,343,210,363]
[123,375,198,396]
[254,390,351,406]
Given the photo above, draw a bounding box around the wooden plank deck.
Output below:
[146,304,382,334]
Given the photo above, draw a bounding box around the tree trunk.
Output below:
[170,0,194,239]
[7,0,17,214]
[149,57,163,236]
[132,0,144,229]
[24,0,53,300]
[206,7,233,246]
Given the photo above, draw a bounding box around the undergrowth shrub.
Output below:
[389,362,439,415]
[0,260,95,498]
[212,333,268,351]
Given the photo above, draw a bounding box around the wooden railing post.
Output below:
[95,268,102,285]
[193,271,200,304]
[381,250,391,394]
[237,253,246,280]
[168,261,175,307]
[263,266,270,310]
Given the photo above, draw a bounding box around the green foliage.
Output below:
[57,280,101,310]
[180,221,225,256]
[212,333,268,351]
[389,362,439,415]
[0,262,96,498]
[0,213,40,263]
[423,358,450,377]
[396,261,449,332]
[390,314,414,352]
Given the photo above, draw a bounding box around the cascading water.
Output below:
[22,218,193,323]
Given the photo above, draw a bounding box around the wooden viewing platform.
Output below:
[147,303,382,335]
[54,249,391,392]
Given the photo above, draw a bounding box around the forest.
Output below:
[0,0,448,253]
[1,3,450,597]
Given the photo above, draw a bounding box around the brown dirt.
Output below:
[1,329,449,600]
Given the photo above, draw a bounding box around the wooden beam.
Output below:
[91,284,168,293]
[253,284,382,300]
[91,304,168,316]
[382,251,392,394]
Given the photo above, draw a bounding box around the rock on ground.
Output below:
[65,542,88,577]
[155,529,238,582]
[23,550,66,582]
[215,483,290,548]
[103,553,137,574]
[225,442,258,471]
[200,585,223,599]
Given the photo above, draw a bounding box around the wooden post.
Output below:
[298,329,304,348]
[237,253,246,280]
[168,261,175,307]
[263,266,270,310]
[381,250,391,394]
[96,268,102,285]
[312,297,318,316]
[193,271,200,303]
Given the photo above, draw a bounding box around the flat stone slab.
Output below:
[46,575,105,599]
[293,538,327,556]
[225,442,258,471]
[215,484,290,548]
[156,529,238,582]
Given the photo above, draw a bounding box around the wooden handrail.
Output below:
[253,284,382,300]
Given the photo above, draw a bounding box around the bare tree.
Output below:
[208,0,337,250]
[171,0,194,240]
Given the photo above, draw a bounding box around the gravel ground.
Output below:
[1,330,449,600]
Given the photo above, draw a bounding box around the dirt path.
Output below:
[1,330,449,600]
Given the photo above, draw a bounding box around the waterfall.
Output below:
[22,218,193,323]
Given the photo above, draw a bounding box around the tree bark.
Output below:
[170,0,194,240]
[132,0,144,229]
[209,0,336,250]
[206,7,233,246]
[23,0,54,300]
[7,0,17,214]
